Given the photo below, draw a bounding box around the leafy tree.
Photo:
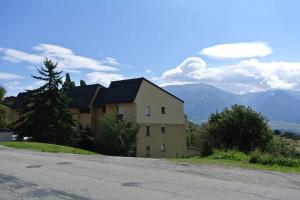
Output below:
[80,80,87,86]
[186,121,201,147]
[78,125,95,151]
[204,104,273,153]
[0,86,7,127]
[96,115,139,156]
[62,73,75,90]
[0,86,6,100]
[14,59,79,145]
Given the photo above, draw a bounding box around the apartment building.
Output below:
[7,78,187,158]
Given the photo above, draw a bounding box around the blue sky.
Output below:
[1,0,300,96]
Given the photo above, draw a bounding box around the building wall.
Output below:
[69,108,92,129]
[136,124,186,158]
[134,80,185,124]
[134,80,187,158]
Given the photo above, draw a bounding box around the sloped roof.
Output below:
[10,91,33,109]
[67,84,103,108]
[93,77,183,106]
[94,78,143,106]
[0,96,17,107]
[11,84,102,109]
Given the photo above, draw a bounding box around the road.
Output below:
[0,146,300,200]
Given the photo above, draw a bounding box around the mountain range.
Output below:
[164,83,300,133]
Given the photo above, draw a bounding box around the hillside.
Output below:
[165,83,300,133]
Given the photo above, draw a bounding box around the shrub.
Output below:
[265,137,298,158]
[96,115,139,156]
[195,123,213,156]
[206,105,273,153]
[249,150,300,167]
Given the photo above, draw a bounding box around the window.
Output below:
[79,108,90,113]
[161,107,166,114]
[102,106,106,113]
[145,106,151,116]
[146,146,150,151]
[116,114,124,121]
[161,126,166,133]
[117,104,124,115]
[160,144,166,152]
[146,126,150,136]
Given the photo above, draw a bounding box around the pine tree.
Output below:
[62,73,75,90]
[14,59,79,145]
[80,80,87,86]
[0,86,7,127]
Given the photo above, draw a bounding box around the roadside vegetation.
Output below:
[185,105,300,172]
[0,141,98,155]
[173,150,300,173]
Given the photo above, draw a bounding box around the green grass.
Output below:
[170,150,300,173]
[0,142,98,155]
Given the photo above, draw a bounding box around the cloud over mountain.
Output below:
[161,57,300,94]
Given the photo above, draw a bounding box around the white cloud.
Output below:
[146,69,152,73]
[200,42,272,59]
[160,57,300,94]
[0,72,23,80]
[1,49,43,63]
[86,72,125,87]
[103,57,120,66]
[0,44,118,71]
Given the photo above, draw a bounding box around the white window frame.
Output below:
[145,106,151,116]
[161,106,166,114]
[160,144,166,152]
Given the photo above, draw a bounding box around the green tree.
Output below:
[0,86,6,100]
[14,59,79,146]
[78,125,95,151]
[62,73,75,90]
[186,121,200,147]
[96,115,139,156]
[80,80,87,86]
[205,104,273,153]
[0,86,7,127]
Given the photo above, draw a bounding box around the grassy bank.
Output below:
[0,142,98,155]
[171,150,300,173]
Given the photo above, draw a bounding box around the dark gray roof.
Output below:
[67,84,103,108]
[0,96,17,107]
[10,92,33,109]
[93,77,183,107]
[11,84,102,109]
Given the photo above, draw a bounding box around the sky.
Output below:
[1,0,300,96]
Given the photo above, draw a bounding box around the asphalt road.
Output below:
[0,146,300,200]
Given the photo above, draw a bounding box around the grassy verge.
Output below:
[170,150,300,173]
[0,141,98,155]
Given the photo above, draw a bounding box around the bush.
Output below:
[206,105,273,153]
[249,150,300,167]
[96,115,139,156]
[195,123,213,156]
[265,137,298,158]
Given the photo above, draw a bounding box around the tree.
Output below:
[96,115,139,156]
[0,86,7,127]
[14,59,79,146]
[0,86,6,100]
[186,121,200,147]
[62,73,75,90]
[204,104,273,153]
[80,80,86,86]
[78,125,94,151]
